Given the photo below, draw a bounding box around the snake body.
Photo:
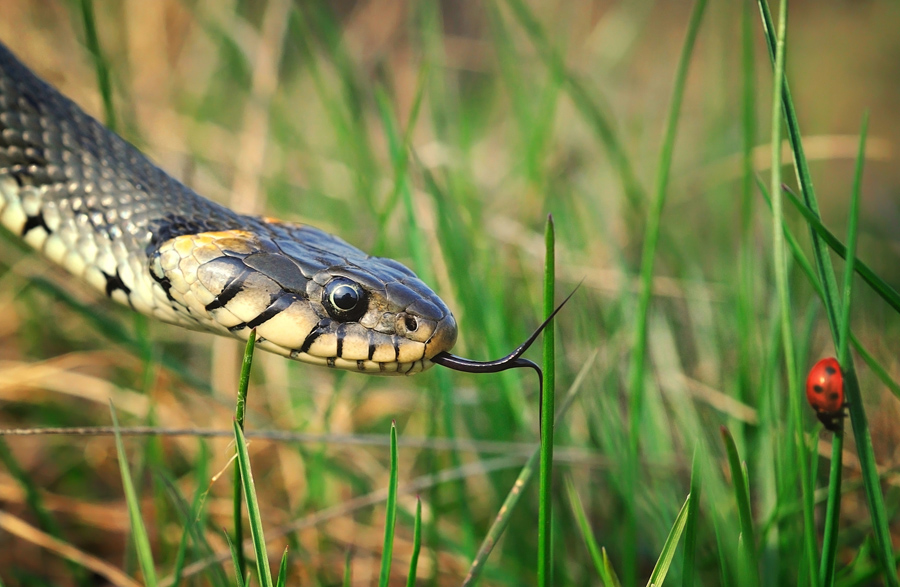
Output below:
[0,41,457,374]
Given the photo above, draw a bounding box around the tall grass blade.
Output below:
[223,532,246,587]
[721,427,759,586]
[625,1,707,582]
[406,497,422,587]
[781,188,900,316]
[758,3,898,582]
[232,420,273,587]
[645,494,690,587]
[565,476,617,586]
[503,0,644,207]
[343,550,352,587]
[232,330,257,580]
[681,450,701,587]
[276,547,289,587]
[462,351,598,587]
[761,2,819,582]
[78,0,116,130]
[538,214,556,587]
[378,422,400,587]
[109,403,158,587]
[820,112,867,587]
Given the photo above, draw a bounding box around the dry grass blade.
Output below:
[0,510,142,587]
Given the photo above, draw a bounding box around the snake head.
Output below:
[148,222,457,374]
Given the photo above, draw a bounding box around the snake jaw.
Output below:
[146,228,459,375]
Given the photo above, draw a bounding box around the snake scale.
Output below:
[0,40,558,380]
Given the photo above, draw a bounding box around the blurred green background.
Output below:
[0,0,899,585]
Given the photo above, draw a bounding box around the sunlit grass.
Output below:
[0,1,897,585]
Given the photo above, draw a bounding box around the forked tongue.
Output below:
[430,286,579,404]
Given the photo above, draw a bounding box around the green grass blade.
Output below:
[109,403,158,587]
[232,420,273,587]
[721,427,759,586]
[851,336,900,399]
[462,351,598,587]
[378,422,400,587]
[781,187,900,316]
[758,3,898,582]
[761,2,819,582]
[343,550,352,587]
[78,0,116,130]
[819,435,844,587]
[406,497,422,587]
[232,330,256,580]
[602,549,623,587]
[757,0,840,338]
[565,476,616,586]
[625,1,707,581]
[276,547,289,587]
[223,531,246,587]
[645,493,690,587]
[821,113,866,587]
[503,0,644,208]
[682,450,701,587]
[538,214,556,587]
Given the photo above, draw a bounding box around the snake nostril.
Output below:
[404,315,418,332]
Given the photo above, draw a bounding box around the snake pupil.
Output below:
[331,285,358,310]
[323,278,367,322]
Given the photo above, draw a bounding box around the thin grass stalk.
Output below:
[820,113,867,587]
[406,497,422,587]
[565,476,605,581]
[110,403,158,587]
[681,450,701,587]
[276,547,289,587]
[461,350,598,587]
[819,437,843,587]
[232,421,273,587]
[538,214,556,587]
[758,3,897,582]
[342,550,352,587]
[378,422,399,587]
[721,427,759,586]
[232,330,257,580]
[763,2,818,583]
[223,533,246,587]
[624,2,707,582]
[79,0,116,130]
[760,183,900,405]
[645,494,690,587]
[737,0,758,435]
[781,188,900,315]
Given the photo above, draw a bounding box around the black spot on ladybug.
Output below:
[830,392,839,400]
[825,365,836,375]
[813,385,824,394]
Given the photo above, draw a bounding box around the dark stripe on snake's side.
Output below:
[246,294,294,329]
[297,320,329,355]
[21,212,50,236]
[104,269,131,297]
[204,260,252,311]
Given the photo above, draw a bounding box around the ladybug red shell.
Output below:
[805,357,846,432]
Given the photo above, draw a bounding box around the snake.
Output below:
[0,40,562,379]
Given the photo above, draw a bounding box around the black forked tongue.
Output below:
[430,286,579,389]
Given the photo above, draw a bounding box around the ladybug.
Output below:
[805,357,846,432]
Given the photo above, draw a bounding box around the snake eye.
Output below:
[323,278,367,321]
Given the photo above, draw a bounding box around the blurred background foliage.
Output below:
[0,0,899,585]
